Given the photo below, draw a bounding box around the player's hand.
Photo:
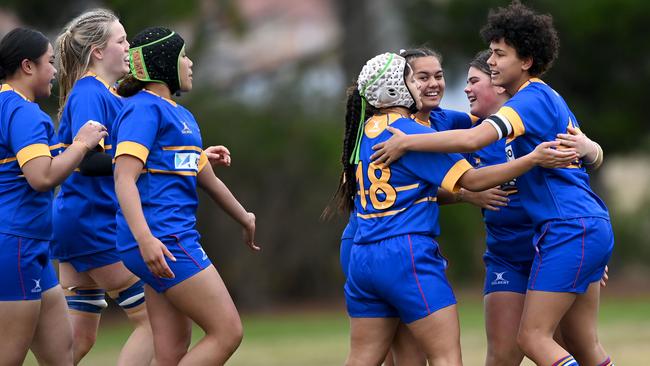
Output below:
[600,265,609,287]
[74,120,108,151]
[242,212,260,252]
[530,140,578,168]
[139,235,176,278]
[556,126,595,159]
[462,187,510,211]
[371,126,408,165]
[205,145,231,167]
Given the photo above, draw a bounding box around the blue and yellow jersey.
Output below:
[341,212,357,240]
[496,78,609,224]
[354,113,472,244]
[112,90,209,251]
[0,84,60,240]
[52,73,123,259]
[468,132,535,261]
[411,107,475,132]
[430,107,475,132]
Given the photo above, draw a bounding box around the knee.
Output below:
[155,340,190,366]
[222,319,244,353]
[516,327,539,356]
[72,332,96,362]
[486,338,523,365]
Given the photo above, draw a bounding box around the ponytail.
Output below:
[116,74,145,97]
[55,8,118,118]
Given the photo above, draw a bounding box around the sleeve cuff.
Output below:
[16,143,52,167]
[115,141,149,164]
[198,151,208,172]
[498,106,525,141]
[440,159,473,193]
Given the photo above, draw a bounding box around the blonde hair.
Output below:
[55,8,119,117]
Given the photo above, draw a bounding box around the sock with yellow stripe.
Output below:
[552,355,578,366]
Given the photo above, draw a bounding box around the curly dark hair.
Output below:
[480,1,559,76]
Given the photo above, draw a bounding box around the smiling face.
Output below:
[92,20,129,80]
[408,56,445,113]
[487,38,532,95]
[178,48,193,92]
[464,66,503,118]
[33,43,57,98]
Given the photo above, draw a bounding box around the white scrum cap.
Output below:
[357,52,414,109]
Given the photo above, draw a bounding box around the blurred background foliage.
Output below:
[1,0,649,309]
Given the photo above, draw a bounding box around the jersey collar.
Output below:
[0,83,32,102]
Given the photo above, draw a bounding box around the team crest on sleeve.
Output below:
[174,152,200,170]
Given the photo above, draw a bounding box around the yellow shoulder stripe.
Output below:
[440,159,473,193]
[115,141,149,164]
[198,151,208,173]
[17,143,52,167]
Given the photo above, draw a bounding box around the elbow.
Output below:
[26,178,55,192]
[458,172,483,192]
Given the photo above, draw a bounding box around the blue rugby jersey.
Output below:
[495,79,609,225]
[112,90,208,251]
[52,73,123,259]
[354,113,472,244]
[341,212,357,240]
[429,107,475,132]
[468,135,535,261]
[0,84,60,240]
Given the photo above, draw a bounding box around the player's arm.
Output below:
[458,141,577,192]
[556,126,604,170]
[437,187,509,211]
[21,121,107,191]
[371,122,500,165]
[197,159,259,252]
[114,153,176,279]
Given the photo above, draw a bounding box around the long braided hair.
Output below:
[322,83,378,219]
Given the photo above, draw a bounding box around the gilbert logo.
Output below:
[180,121,193,134]
[198,247,208,261]
[31,279,42,293]
[491,272,509,286]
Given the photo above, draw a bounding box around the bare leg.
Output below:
[390,322,426,366]
[30,286,74,366]
[91,262,153,366]
[484,292,526,366]
[558,282,609,365]
[0,300,40,366]
[347,317,399,366]
[407,304,463,366]
[145,285,192,366]
[163,265,244,365]
[517,290,575,364]
[59,262,102,364]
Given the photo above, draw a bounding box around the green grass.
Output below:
[25,294,650,365]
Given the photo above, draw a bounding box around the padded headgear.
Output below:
[129,27,185,94]
[357,52,414,109]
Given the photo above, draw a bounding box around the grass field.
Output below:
[25,293,650,365]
